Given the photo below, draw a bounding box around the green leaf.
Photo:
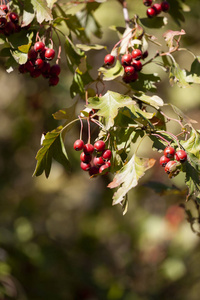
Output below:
[76,44,106,51]
[99,60,124,81]
[134,92,164,109]
[31,0,53,23]
[167,0,186,26]
[33,126,70,178]
[0,34,6,45]
[65,36,85,72]
[46,0,58,9]
[169,62,190,88]
[186,57,200,84]
[108,154,156,206]
[22,1,35,26]
[7,31,33,53]
[87,91,136,130]
[181,129,200,159]
[70,69,93,98]
[183,158,200,201]
[140,16,167,29]
[130,72,160,92]
[10,49,28,65]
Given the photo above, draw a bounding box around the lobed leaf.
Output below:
[99,60,124,81]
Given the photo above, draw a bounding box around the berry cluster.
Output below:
[18,41,60,86]
[159,146,187,175]
[0,4,22,35]
[143,1,170,18]
[73,139,112,176]
[104,49,148,84]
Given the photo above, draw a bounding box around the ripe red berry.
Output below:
[131,59,142,71]
[40,47,47,59]
[164,146,175,158]
[122,72,138,83]
[121,53,132,66]
[93,156,105,167]
[74,139,84,151]
[89,166,99,177]
[94,140,106,152]
[35,58,44,69]
[165,160,177,174]
[80,162,91,171]
[161,1,170,12]
[142,50,148,59]
[8,12,19,23]
[45,48,55,61]
[0,17,7,29]
[104,54,115,66]
[159,155,170,167]
[124,66,135,76]
[152,3,162,15]
[146,7,156,18]
[34,42,45,53]
[18,64,27,74]
[28,48,38,61]
[24,60,34,72]
[131,49,142,60]
[80,152,92,163]
[4,21,15,35]
[105,160,111,167]
[41,61,51,76]
[102,149,112,160]
[50,64,61,76]
[49,75,59,86]
[175,150,187,163]
[83,144,94,154]
[30,69,42,78]
[143,0,152,6]
[0,5,8,13]
[99,164,109,174]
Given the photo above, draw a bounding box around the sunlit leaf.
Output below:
[99,60,124,81]
[32,0,53,23]
[76,44,106,51]
[134,92,164,109]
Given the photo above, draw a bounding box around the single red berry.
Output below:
[24,60,34,72]
[131,49,142,60]
[143,0,152,6]
[142,50,148,59]
[28,48,38,61]
[152,3,162,15]
[34,41,45,53]
[164,146,175,159]
[104,54,115,66]
[93,156,105,167]
[94,140,106,152]
[105,160,111,167]
[49,75,59,86]
[175,150,187,163]
[49,64,61,76]
[124,65,135,76]
[146,7,156,18]
[35,58,44,69]
[41,61,51,75]
[0,17,7,28]
[161,1,170,12]
[102,149,112,160]
[122,72,138,83]
[99,164,109,174]
[159,155,170,167]
[80,162,91,171]
[80,152,92,163]
[165,160,177,174]
[121,53,132,66]
[0,5,8,13]
[89,166,99,177]
[8,12,19,23]
[45,48,55,61]
[131,59,142,71]
[40,47,47,59]
[18,64,27,74]
[4,21,15,35]
[30,69,42,78]
[74,139,84,151]
[83,144,94,154]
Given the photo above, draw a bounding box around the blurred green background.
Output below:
[0,0,200,299]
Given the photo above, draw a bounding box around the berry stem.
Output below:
[160,110,184,128]
[78,115,84,140]
[150,133,170,146]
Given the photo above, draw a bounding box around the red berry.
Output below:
[161,1,170,12]
[34,42,45,53]
[41,61,51,75]
[8,12,19,23]
[131,49,142,60]
[40,47,47,59]
[131,59,142,71]
[45,48,55,61]
[49,76,59,86]
[146,7,156,18]
[24,60,34,72]
[18,64,27,74]
[165,161,177,174]
[89,166,99,177]
[175,150,187,163]
[143,0,152,6]
[80,162,91,171]
[105,160,111,167]
[102,149,112,160]
[28,48,38,61]
[30,69,42,78]
[99,164,109,174]
[74,139,84,151]
[83,144,94,154]
[142,50,148,59]
[94,140,106,152]
[80,152,92,163]
[93,156,105,167]
[50,64,61,76]
[121,53,132,66]
[4,21,15,35]
[0,17,7,29]
[0,5,8,13]
[124,66,135,76]
[152,3,162,15]
[104,54,115,66]
[122,72,138,83]
[164,146,175,159]
[159,155,170,167]
[35,58,44,69]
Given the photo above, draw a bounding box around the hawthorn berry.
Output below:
[34,41,45,52]
[30,69,42,78]
[50,64,61,76]
[28,48,38,61]
[35,58,44,69]
[41,61,51,75]
[94,140,106,152]
[99,164,109,174]
[24,60,34,72]
[165,160,177,174]
[146,7,156,18]
[73,139,84,151]
[131,59,142,71]
[80,152,92,163]
[18,64,27,74]
[0,17,7,29]
[152,3,162,15]
[83,144,94,154]
[40,47,47,59]
[89,166,99,176]
[49,75,59,86]
[105,160,111,167]
[102,149,112,160]
[45,48,55,61]
[124,66,135,76]
[131,49,142,60]
[8,12,19,23]
[0,5,8,13]
[143,0,152,6]
[161,1,170,12]
[164,146,175,158]
[142,50,148,59]
[93,156,105,166]
[80,162,91,171]
[104,54,115,66]
[4,21,15,35]
[121,53,132,66]
[122,72,138,83]
[159,155,170,167]
[175,150,187,163]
